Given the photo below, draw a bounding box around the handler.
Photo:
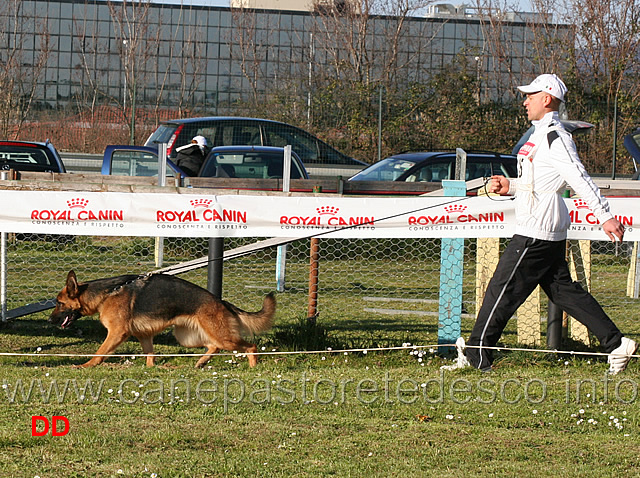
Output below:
[175,135,210,176]
[444,74,637,374]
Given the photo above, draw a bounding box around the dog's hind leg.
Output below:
[219,339,259,367]
[240,341,259,367]
[195,346,220,368]
[80,329,129,367]
[194,317,261,367]
[138,336,155,367]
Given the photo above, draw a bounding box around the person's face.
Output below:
[523,91,551,121]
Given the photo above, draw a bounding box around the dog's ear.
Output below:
[66,270,79,298]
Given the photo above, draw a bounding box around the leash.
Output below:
[162,177,514,276]
[0,343,636,360]
[111,272,154,292]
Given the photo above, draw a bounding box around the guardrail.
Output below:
[60,152,102,174]
[12,171,444,196]
[11,171,640,197]
[57,152,640,195]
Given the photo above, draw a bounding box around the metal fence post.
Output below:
[1,170,8,322]
[546,301,563,349]
[633,242,640,299]
[207,237,224,298]
[1,230,6,323]
[308,237,320,320]
[154,143,167,267]
[276,145,292,292]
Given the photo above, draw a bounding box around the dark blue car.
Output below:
[0,140,66,173]
[349,120,595,183]
[102,144,308,180]
[349,151,517,183]
[623,127,640,180]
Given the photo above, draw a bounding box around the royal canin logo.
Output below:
[190,199,213,208]
[157,198,246,223]
[31,198,123,221]
[67,198,89,209]
[408,203,504,226]
[568,198,634,227]
[317,206,339,216]
[444,205,467,213]
[280,205,373,227]
[573,199,589,209]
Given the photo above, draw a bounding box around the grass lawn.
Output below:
[1,307,640,478]
[1,237,639,476]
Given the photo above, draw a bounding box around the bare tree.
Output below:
[312,0,437,89]
[71,8,125,151]
[73,16,102,118]
[229,4,325,123]
[305,0,442,158]
[107,1,207,132]
[171,6,207,117]
[565,0,640,172]
[107,0,159,144]
[149,4,182,123]
[566,0,640,120]
[473,0,574,105]
[229,5,271,105]
[0,0,51,139]
[475,0,640,171]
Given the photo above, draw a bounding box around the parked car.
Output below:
[348,151,517,183]
[0,139,66,173]
[623,126,640,180]
[1,140,70,243]
[198,145,308,179]
[143,116,367,179]
[102,144,309,180]
[350,119,594,184]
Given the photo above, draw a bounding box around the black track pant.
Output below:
[465,235,622,370]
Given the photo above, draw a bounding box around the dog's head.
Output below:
[49,270,84,329]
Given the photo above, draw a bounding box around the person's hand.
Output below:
[488,175,510,194]
[602,217,625,242]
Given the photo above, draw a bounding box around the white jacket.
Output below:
[508,111,613,241]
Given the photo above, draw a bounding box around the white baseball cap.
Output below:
[517,74,567,102]
[191,135,208,148]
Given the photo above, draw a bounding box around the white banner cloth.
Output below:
[0,190,638,240]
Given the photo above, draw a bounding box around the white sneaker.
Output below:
[608,337,638,375]
[440,337,470,371]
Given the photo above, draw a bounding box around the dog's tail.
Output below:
[226,292,276,336]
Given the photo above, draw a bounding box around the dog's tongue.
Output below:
[61,315,72,329]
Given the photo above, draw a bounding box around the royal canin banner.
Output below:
[0,190,638,240]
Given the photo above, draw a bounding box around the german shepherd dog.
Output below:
[49,270,276,368]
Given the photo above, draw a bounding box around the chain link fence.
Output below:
[3,233,639,352]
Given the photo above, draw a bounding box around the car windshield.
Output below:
[200,151,305,179]
[350,157,419,181]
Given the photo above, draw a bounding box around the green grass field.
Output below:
[2,307,640,477]
[1,237,640,477]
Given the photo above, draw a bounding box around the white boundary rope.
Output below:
[0,343,637,360]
